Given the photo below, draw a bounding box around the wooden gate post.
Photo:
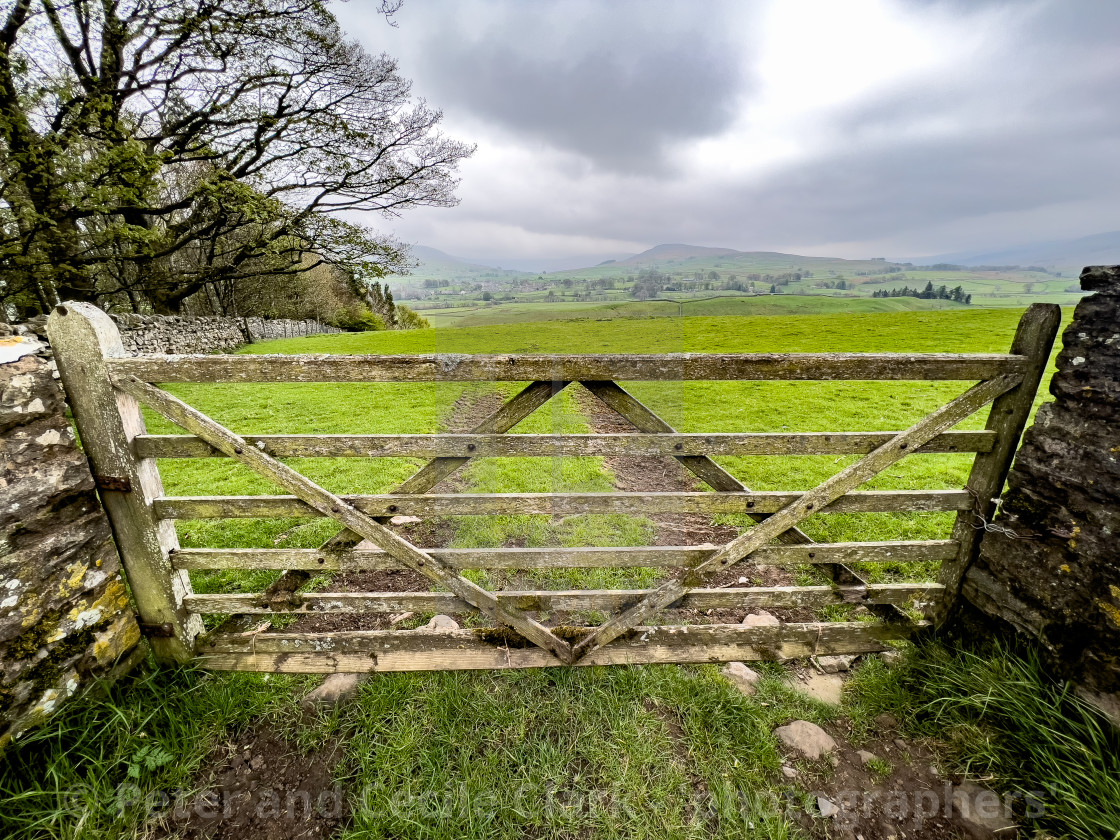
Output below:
[935,302,1061,624]
[47,303,202,662]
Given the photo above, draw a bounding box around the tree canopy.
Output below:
[0,0,473,316]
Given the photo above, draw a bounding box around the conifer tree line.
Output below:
[871,282,972,304]
[0,0,470,328]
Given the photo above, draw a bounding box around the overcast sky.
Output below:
[335,0,1120,267]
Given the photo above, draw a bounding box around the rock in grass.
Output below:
[874,712,899,731]
[857,749,879,765]
[790,672,845,706]
[952,781,1019,839]
[813,654,857,673]
[722,661,761,695]
[773,720,837,760]
[302,673,365,707]
[426,614,460,631]
[817,796,840,818]
[879,648,903,665]
[742,611,780,627]
[390,515,422,526]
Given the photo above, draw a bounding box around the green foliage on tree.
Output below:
[0,0,472,316]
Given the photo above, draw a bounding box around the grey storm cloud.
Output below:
[378,1,749,172]
[337,0,1120,259]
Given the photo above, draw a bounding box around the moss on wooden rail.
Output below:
[135,430,996,459]
[169,540,959,571]
[107,351,1027,383]
[153,489,972,519]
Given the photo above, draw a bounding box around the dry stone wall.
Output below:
[108,314,341,354]
[17,313,341,355]
[0,309,340,745]
[0,330,143,749]
[963,265,1120,719]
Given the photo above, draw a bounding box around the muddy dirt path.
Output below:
[572,385,806,623]
[572,386,740,548]
[289,388,506,634]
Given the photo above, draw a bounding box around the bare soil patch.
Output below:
[786,718,987,840]
[161,727,348,840]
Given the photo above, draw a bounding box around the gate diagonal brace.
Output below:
[580,380,879,608]
[226,381,569,642]
[113,374,575,664]
[320,379,569,552]
[570,373,1023,663]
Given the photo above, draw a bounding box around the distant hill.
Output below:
[620,244,743,264]
[908,231,1120,272]
[410,245,499,272]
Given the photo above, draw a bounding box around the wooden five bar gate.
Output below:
[47,302,1060,673]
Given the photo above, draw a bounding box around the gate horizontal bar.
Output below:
[185,582,942,615]
[154,489,971,520]
[170,540,959,571]
[195,620,926,672]
[136,430,996,459]
[108,352,1026,384]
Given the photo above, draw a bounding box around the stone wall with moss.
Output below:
[963,265,1120,720]
[18,312,340,355]
[0,330,143,749]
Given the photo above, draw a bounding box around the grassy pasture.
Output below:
[161,307,1065,589]
[399,245,1084,327]
[7,305,1104,840]
[418,294,966,328]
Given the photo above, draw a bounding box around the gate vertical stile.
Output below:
[935,303,1061,623]
[46,303,202,663]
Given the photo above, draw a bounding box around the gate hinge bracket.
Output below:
[138,622,175,638]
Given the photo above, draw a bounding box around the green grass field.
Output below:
[418,294,971,328]
[398,245,1085,325]
[6,305,1117,840]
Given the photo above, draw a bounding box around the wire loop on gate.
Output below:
[966,487,1038,540]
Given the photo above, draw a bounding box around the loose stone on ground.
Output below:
[773,720,838,760]
[301,673,365,708]
[953,781,1020,840]
[425,614,460,631]
[742,611,780,627]
[721,661,761,695]
[812,653,858,673]
[790,671,845,705]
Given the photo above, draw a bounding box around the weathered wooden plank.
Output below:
[320,379,567,552]
[46,303,202,663]
[194,621,927,672]
[154,489,972,520]
[170,540,959,571]
[394,379,567,495]
[113,375,574,663]
[185,582,943,614]
[579,380,869,607]
[109,352,1026,383]
[936,304,1061,623]
[134,430,996,459]
[571,373,1022,660]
